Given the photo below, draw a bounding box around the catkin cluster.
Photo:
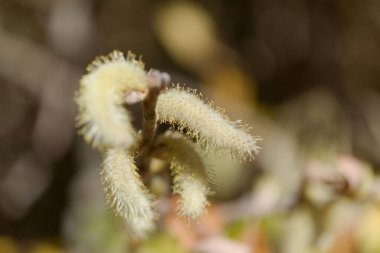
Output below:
[75,50,260,238]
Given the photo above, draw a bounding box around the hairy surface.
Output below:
[101,148,155,238]
[156,87,260,161]
[76,51,147,149]
[157,131,212,219]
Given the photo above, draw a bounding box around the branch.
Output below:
[141,69,170,150]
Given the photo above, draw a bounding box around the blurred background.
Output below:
[1,0,380,252]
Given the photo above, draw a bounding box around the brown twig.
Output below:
[141,69,170,151]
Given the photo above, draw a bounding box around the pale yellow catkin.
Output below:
[157,131,212,219]
[76,50,148,149]
[101,148,155,238]
[156,87,260,161]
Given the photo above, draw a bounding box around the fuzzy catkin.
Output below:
[76,51,148,149]
[156,87,260,161]
[158,131,212,219]
[101,148,155,238]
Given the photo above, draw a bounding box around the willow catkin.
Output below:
[101,148,155,238]
[157,131,213,219]
[76,50,148,149]
[156,87,260,161]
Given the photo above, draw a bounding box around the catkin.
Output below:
[156,87,260,161]
[76,50,147,149]
[157,131,212,219]
[101,148,155,238]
